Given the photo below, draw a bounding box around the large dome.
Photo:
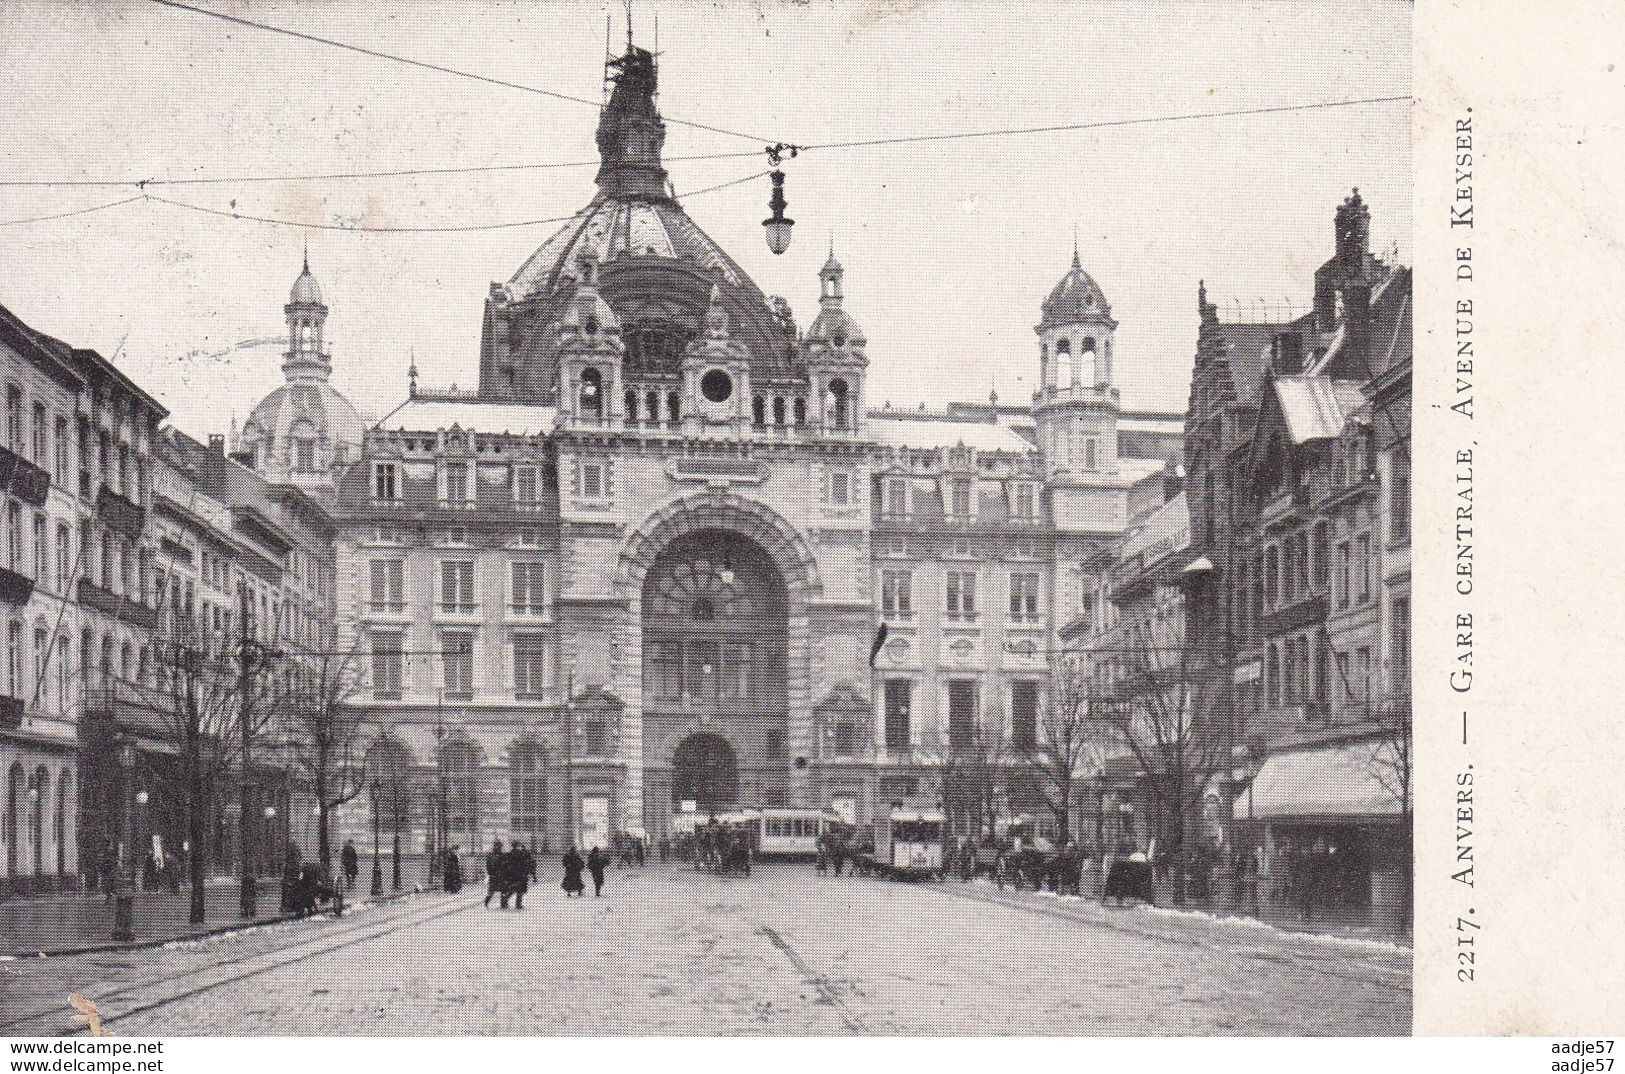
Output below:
[479,46,797,400]
[1040,249,1113,328]
[242,382,366,472]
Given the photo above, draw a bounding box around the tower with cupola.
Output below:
[803,247,868,435]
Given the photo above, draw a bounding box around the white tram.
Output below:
[867,805,946,879]
[696,807,846,860]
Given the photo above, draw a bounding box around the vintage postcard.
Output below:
[0,0,1615,1063]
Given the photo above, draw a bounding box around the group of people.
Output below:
[482,840,539,908]
[560,845,609,897]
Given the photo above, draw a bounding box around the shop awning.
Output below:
[1236,741,1410,821]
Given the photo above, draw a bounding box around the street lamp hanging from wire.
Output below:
[762,144,799,254]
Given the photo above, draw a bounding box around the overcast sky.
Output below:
[0,0,1411,439]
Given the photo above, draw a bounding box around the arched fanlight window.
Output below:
[579,368,603,419]
[828,379,850,429]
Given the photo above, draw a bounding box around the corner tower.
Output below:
[1033,243,1121,483]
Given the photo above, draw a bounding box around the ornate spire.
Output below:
[1071,225,1080,269]
[595,43,668,199]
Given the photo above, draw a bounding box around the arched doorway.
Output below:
[641,528,789,820]
[671,733,739,811]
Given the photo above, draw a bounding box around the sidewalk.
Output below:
[0,876,394,956]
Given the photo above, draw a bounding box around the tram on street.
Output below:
[857,804,946,880]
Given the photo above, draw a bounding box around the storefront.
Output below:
[1233,736,1411,932]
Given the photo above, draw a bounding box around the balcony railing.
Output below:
[0,566,35,606]
[76,578,160,628]
[0,444,51,506]
[96,484,146,539]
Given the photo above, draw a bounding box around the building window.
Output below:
[1012,483,1035,521]
[55,524,69,595]
[1356,646,1372,712]
[1356,534,1372,604]
[514,466,538,505]
[5,386,21,453]
[647,640,682,700]
[32,513,46,585]
[883,679,912,750]
[443,461,470,503]
[512,634,548,698]
[1312,522,1330,592]
[1314,635,1330,705]
[576,460,609,498]
[31,403,46,464]
[1391,454,1411,544]
[949,478,972,518]
[442,632,474,699]
[53,416,68,485]
[1265,644,1279,706]
[752,396,765,427]
[1082,436,1098,472]
[945,571,977,620]
[828,470,851,506]
[1337,541,1351,609]
[1009,571,1041,623]
[1011,681,1039,750]
[511,561,546,615]
[370,631,403,699]
[509,741,546,841]
[885,478,908,518]
[369,560,404,612]
[947,680,978,747]
[6,503,22,574]
[880,569,912,620]
[1392,597,1411,693]
[439,560,474,614]
[1264,546,1279,608]
[295,439,316,473]
[372,462,400,501]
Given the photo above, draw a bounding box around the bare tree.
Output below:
[1076,625,1231,894]
[1363,695,1412,821]
[274,639,372,875]
[1030,659,1103,848]
[934,724,1011,841]
[114,610,285,924]
[366,733,416,891]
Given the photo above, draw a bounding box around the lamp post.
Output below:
[133,789,149,890]
[432,692,447,885]
[563,668,577,849]
[369,778,383,897]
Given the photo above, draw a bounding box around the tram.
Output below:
[700,807,848,860]
[858,804,946,880]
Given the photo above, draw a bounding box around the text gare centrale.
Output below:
[1452,114,1475,698]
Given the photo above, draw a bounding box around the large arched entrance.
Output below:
[641,528,789,822]
[670,733,739,811]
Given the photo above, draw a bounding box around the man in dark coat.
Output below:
[444,847,464,893]
[561,846,586,897]
[340,840,360,890]
[484,839,506,908]
[511,841,535,909]
[587,845,608,897]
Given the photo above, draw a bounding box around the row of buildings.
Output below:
[0,273,340,894]
[1,45,1409,931]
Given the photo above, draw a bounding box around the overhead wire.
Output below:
[0,196,146,227]
[144,0,780,146]
[139,167,772,234]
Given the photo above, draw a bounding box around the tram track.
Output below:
[926,879,1412,994]
[1,893,483,1036]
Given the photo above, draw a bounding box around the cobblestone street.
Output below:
[0,864,1409,1036]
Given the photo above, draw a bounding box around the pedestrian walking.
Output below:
[512,841,535,909]
[561,846,586,897]
[587,845,607,897]
[444,847,464,894]
[341,840,359,890]
[484,839,506,908]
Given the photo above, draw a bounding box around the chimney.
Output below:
[1272,332,1304,375]
[208,434,226,456]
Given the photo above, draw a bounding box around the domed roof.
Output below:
[1041,250,1112,328]
[483,46,797,397]
[806,305,863,346]
[290,260,323,306]
[243,382,365,458]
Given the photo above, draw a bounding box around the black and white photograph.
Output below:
[12,0,1599,1052]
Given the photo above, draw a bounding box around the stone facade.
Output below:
[323,45,1182,860]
